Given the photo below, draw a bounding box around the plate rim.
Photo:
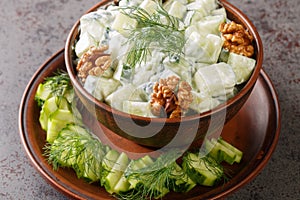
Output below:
[18,49,281,200]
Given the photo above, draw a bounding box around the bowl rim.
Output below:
[65,0,263,124]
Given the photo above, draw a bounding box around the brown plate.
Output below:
[19,49,280,199]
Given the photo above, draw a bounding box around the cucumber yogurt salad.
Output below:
[73,0,256,118]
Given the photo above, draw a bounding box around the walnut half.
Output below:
[219,21,254,57]
[76,45,111,82]
[150,76,193,118]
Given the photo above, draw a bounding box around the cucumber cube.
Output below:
[185,32,223,64]
[168,1,187,19]
[227,52,256,84]
[139,0,157,16]
[111,12,137,36]
[93,77,120,101]
[123,101,153,117]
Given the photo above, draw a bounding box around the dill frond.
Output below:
[119,3,186,68]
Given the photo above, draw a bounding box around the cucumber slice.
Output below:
[125,158,148,189]
[104,152,130,194]
[101,150,120,186]
[35,83,52,106]
[183,152,223,186]
[140,155,154,166]
[49,129,80,168]
[39,96,70,131]
[227,52,256,84]
[47,124,92,169]
[114,175,131,193]
[218,138,243,163]
[205,137,243,164]
[169,163,196,193]
[46,109,75,143]
[205,138,236,164]
[75,138,106,182]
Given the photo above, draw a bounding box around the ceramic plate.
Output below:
[19,49,280,199]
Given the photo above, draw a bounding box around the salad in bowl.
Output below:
[65,0,262,147]
[72,0,256,118]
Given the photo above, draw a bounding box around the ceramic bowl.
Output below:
[65,0,263,148]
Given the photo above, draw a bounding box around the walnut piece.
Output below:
[150,76,193,118]
[76,45,111,82]
[219,21,254,57]
[177,81,193,111]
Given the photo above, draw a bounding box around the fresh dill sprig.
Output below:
[44,124,106,183]
[119,3,186,68]
[182,151,226,185]
[118,150,182,200]
[43,70,72,98]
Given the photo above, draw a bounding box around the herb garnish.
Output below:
[119,2,186,68]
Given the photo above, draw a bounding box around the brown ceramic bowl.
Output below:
[65,0,263,148]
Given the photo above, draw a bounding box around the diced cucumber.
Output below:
[218,48,230,62]
[193,62,236,97]
[201,0,218,12]
[211,7,227,19]
[227,52,256,84]
[75,32,98,58]
[122,101,153,117]
[184,10,206,26]
[189,91,220,113]
[111,12,137,36]
[104,152,130,194]
[92,77,120,101]
[168,1,187,19]
[75,10,114,57]
[128,87,149,102]
[186,2,209,18]
[139,0,158,16]
[183,152,223,186]
[105,84,135,111]
[185,32,223,64]
[163,55,193,84]
[196,15,225,36]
